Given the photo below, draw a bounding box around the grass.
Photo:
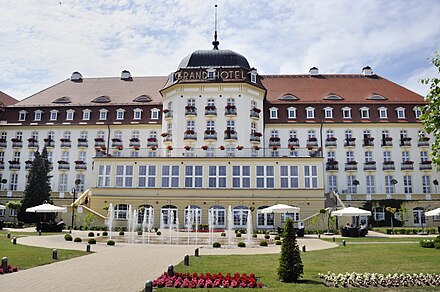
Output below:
[321,236,437,243]
[0,231,88,270]
[159,243,440,291]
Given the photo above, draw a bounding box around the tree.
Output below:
[385,206,397,234]
[421,52,440,168]
[6,201,21,225]
[278,218,303,282]
[17,148,53,223]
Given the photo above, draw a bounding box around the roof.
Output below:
[0,91,18,106]
[14,76,168,107]
[260,74,424,104]
[178,49,251,70]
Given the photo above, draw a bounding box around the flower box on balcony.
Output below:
[219,146,225,150]
[162,108,169,113]
[224,129,236,134]
[346,137,356,142]
[383,137,393,141]
[346,161,358,165]
[201,145,208,150]
[74,160,85,164]
[161,133,169,137]
[166,146,173,150]
[184,146,191,150]
[116,146,123,150]
[383,160,395,165]
[308,137,318,142]
[401,137,412,141]
[60,138,71,142]
[94,137,104,142]
[365,161,376,165]
[28,138,37,142]
[253,132,262,137]
[147,137,157,142]
[326,137,337,142]
[289,137,299,142]
[8,160,20,164]
[205,106,216,110]
[11,138,22,143]
[269,137,280,141]
[327,159,338,165]
[421,160,432,164]
[252,107,261,113]
[184,130,195,135]
[402,160,414,164]
[130,138,139,142]
[225,105,236,109]
[236,145,244,150]
[58,160,69,164]
[253,145,261,150]
[111,138,122,142]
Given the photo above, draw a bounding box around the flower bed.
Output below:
[319,272,440,288]
[153,272,263,288]
[0,265,19,274]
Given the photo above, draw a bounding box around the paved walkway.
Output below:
[0,230,337,291]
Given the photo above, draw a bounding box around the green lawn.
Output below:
[160,243,440,291]
[0,231,88,270]
[321,236,437,243]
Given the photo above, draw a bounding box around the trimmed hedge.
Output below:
[102,231,108,236]
[88,232,94,237]
[260,240,268,247]
[119,231,125,236]
[107,240,115,246]
[236,232,242,238]
[74,237,82,243]
[88,238,96,244]
[238,242,246,248]
[213,242,221,248]
[420,239,435,248]
[64,234,73,241]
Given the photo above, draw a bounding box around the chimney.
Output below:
[362,66,373,76]
[309,67,319,76]
[121,70,132,81]
[70,71,82,82]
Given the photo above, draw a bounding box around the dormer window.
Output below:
[360,107,370,119]
[342,107,352,119]
[378,107,388,119]
[34,110,43,121]
[133,108,143,120]
[82,109,91,120]
[279,94,299,101]
[305,107,315,119]
[50,110,59,121]
[368,94,387,100]
[250,68,257,83]
[269,107,278,119]
[99,109,108,120]
[413,106,422,119]
[133,95,152,102]
[53,96,71,104]
[324,107,333,119]
[66,109,75,121]
[18,110,27,121]
[207,68,216,80]
[92,95,111,103]
[324,94,343,100]
[151,108,160,120]
[396,107,406,119]
[287,107,297,119]
[116,109,125,120]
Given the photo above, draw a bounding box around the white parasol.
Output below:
[0,204,6,210]
[332,207,371,217]
[26,203,67,213]
[425,207,440,217]
[260,204,300,214]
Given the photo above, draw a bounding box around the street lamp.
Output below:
[70,179,82,233]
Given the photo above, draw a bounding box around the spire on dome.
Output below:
[212,4,220,50]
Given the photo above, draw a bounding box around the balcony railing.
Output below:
[363,162,377,171]
[58,162,70,170]
[401,161,414,170]
[77,139,88,148]
[12,140,23,148]
[325,139,337,147]
[163,136,173,143]
[183,132,197,141]
[25,161,33,170]
[420,161,432,170]
[225,107,237,116]
[382,138,393,147]
[129,139,140,147]
[250,134,261,143]
[44,139,55,147]
[205,106,217,116]
[185,107,197,116]
[306,140,318,148]
[344,139,356,147]
[224,132,238,141]
[164,110,173,119]
[363,138,375,147]
[0,140,6,147]
[269,139,281,147]
[204,132,217,141]
[9,162,20,170]
[288,139,300,148]
[0,161,4,169]
[383,161,395,170]
[75,162,87,170]
[418,139,430,147]
[400,138,412,147]
[28,140,39,148]
[250,108,261,119]
[326,162,339,171]
[344,162,358,171]
[147,139,158,147]
[60,139,71,148]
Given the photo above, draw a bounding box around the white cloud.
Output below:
[0,0,439,100]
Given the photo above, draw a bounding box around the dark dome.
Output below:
[178,49,251,70]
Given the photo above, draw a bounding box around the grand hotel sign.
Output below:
[174,68,247,82]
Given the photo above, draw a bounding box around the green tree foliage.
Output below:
[278,218,303,282]
[17,148,53,223]
[6,200,21,224]
[421,52,440,168]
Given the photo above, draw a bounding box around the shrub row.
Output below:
[373,228,437,235]
[420,236,440,249]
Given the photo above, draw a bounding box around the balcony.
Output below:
[382,137,393,147]
[163,109,173,119]
[250,132,261,143]
[129,138,140,147]
[94,138,105,148]
[60,139,71,148]
[204,131,217,141]
[58,161,70,170]
[418,138,430,147]
[344,161,358,171]
[326,160,339,171]
[250,108,261,119]
[400,137,412,147]
[162,134,173,143]
[183,131,197,141]
[224,131,238,142]
[25,160,33,170]
[363,161,377,171]
[0,139,7,148]
[11,139,23,148]
[8,161,20,170]
[363,137,375,147]
[77,138,88,148]
[204,106,217,116]
[401,161,414,171]
[288,138,300,148]
[306,138,318,148]
[28,139,39,148]
[344,138,356,147]
[44,139,55,148]
[147,138,158,147]
[420,161,432,170]
[382,161,395,171]
[225,106,237,116]
[111,138,123,148]
[0,161,4,169]
[75,161,87,170]
[325,138,337,147]
[185,106,197,117]
[269,137,281,147]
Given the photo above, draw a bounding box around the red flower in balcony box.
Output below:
[307,145,313,150]
[116,146,123,150]
[347,160,358,165]
[150,146,157,150]
[101,145,107,150]
[94,137,104,142]
[163,108,169,113]
[133,146,139,150]
[346,137,356,142]
[147,137,157,142]
[384,136,393,141]
[383,160,394,165]
[288,144,296,149]
[253,132,262,137]
[252,107,261,113]
[201,145,208,150]
[236,145,243,150]
[184,145,191,150]
[166,145,173,150]
[403,160,414,164]
[219,145,225,150]
[272,146,278,150]
[253,145,260,150]
[184,130,195,135]
[326,136,337,142]
[327,159,338,165]
[161,133,169,137]
[421,160,432,164]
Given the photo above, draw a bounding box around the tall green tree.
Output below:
[17,148,53,223]
[6,200,21,225]
[421,52,440,168]
[278,218,303,282]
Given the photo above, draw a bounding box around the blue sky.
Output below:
[1,0,439,100]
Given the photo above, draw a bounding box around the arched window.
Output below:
[161,205,177,227]
[137,205,154,225]
[184,205,202,227]
[233,206,249,228]
[257,206,274,229]
[114,204,128,220]
[209,206,226,228]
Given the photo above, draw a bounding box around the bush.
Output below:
[275,240,282,245]
[97,233,100,237]
[88,232,94,237]
[74,237,82,243]
[107,240,115,246]
[156,231,161,236]
[434,236,440,249]
[274,235,281,240]
[137,231,142,235]
[221,232,226,237]
[213,242,221,248]
[64,234,73,241]
[278,218,303,282]
[103,231,108,237]
[238,242,246,248]
[236,232,242,237]
[420,239,435,248]
[264,234,270,239]
[88,238,96,244]
[252,234,257,238]
[119,231,125,236]
[260,241,268,247]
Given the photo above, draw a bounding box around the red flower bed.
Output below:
[153,272,263,288]
[0,265,19,274]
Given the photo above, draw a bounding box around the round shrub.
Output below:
[236,232,242,238]
[107,240,115,246]
[102,231,108,237]
[137,231,142,236]
[264,234,270,239]
[260,240,268,247]
[275,240,282,245]
[213,242,221,248]
[97,233,100,237]
[88,238,96,244]
[74,237,82,243]
[88,232,94,237]
[252,233,257,238]
[119,231,125,236]
[64,234,73,241]
[156,231,161,236]
[221,232,226,237]
[238,242,246,248]
[274,235,281,240]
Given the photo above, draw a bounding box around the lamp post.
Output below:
[70,179,82,233]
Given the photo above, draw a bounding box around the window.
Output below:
[402,151,410,162]
[404,175,412,194]
[257,206,274,228]
[373,207,385,221]
[97,131,105,139]
[342,107,352,119]
[99,109,108,120]
[328,175,337,192]
[138,165,156,188]
[305,107,315,119]
[61,151,69,162]
[327,151,335,160]
[161,166,179,188]
[347,175,357,193]
[133,108,143,120]
[131,130,139,139]
[185,166,203,188]
[307,130,316,139]
[281,213,299,223]
[66,109,75,121]
[226,120,235,131]
[304,165,318,188]
[10,173,18,191]
[50,110,59,121]
[289,130,297,138]
[256,166,275,188]
[232,166,251,188]
[207,68,216,79]
[383,151,391,162]
[346,151,354,162]
[186,120,195,131]
[326,130,334,140]
[82,109,91,120]
[345,130,353,139]
[365,151,373,163]
[13,151,21,162]
[207,98,215,107]
[63,131,71,140]
[360,107,370,119]
[378,107,388,119]
[269,107,278,119]
[366,175,375,194]
[78,151,86,162]
[31,131,39,141]
[226,98,235,106]
[250,72,257,83]
[422,175,431,193]
[324,107,333,119]
[115,165,133,187]
[114,130,122,140]
[209,166,227,188]
[97,165,111,187]
[114,204,128,220]
[287,107,297,119]
[34,110,43,121]
[233,206,249,227]
[116,109,125,120]
[413,106,422,119]
[396,107,406,119]
[149,131,157,139]
[46,152,53,163]
[385,175,395,194]
[280,166,299,189]
[59,174,68,192]
[0,132,6,140]
[420,151,429,162]
[0,152,4,162]
[18,110,27,121]
[271,130,279,138]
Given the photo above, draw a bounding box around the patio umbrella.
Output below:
[26,203,67,213]
[260,204,300,214]
[331,207,371,217]
[425,207,440,217]
[0,204,6,210]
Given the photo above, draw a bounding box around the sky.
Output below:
[1,0,439,100]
